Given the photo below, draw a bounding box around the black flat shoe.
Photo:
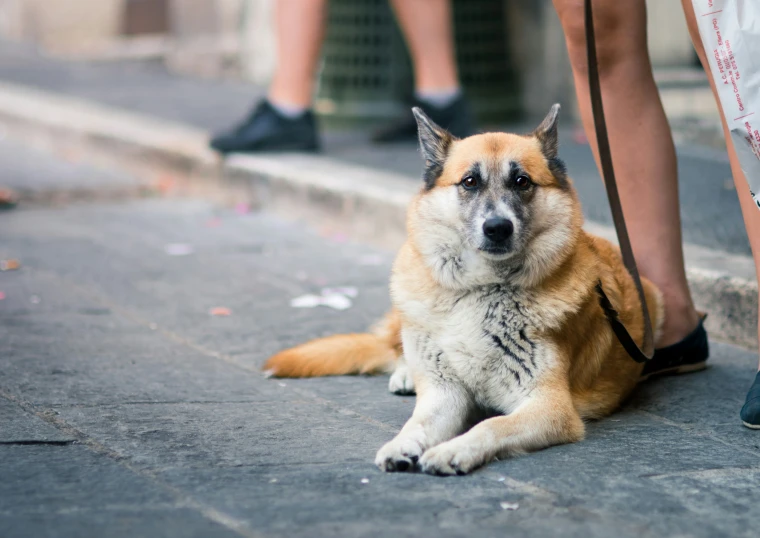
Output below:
[740,371,760,429]
[371,94,474,143]
[210,100,320,154]
[639,316,709,381]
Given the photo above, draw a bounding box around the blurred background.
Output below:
[0,0,747,257]
[0,0,744,254]
[0,0,719,134]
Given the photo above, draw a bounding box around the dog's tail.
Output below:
[262,310,402,378]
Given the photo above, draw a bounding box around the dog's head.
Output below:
[408,104,583,290]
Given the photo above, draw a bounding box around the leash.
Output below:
[585,0,654,363]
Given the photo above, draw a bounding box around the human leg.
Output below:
[679,0,760,424]
[267,0,328,109]
[373,0,473,141]
[210,0,326,154]
[389,0,458,93]
[553,0,700,347]
[679,0,760,325]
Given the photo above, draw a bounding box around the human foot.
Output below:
[209,100,320,154]
[639,315,709,381]
[371,94,474,143]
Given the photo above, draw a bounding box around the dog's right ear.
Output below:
[412,107,454,187]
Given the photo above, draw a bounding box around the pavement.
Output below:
[0,137,144,203]
[1,139,760,538]
[0,43,759,537]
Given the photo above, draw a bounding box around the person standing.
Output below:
[210,0,473,154]
[551,0,760,426]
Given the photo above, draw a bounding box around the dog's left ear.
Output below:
[413,107,454,175]
[533,103,560,160]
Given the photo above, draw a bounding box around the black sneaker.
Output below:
[740,371,760,429]
[371,94,475,143]
[639,315,709,381]
[210,100,320,154]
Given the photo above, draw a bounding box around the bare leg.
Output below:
[553,0,700,346]
[680,0,760,365]
[267,0,328,108]
[389,0,459,92]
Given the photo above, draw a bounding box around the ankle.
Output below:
[266,82,313,111]
[415,87,461,108]
[657,303,701,348]
[266,97,310,119]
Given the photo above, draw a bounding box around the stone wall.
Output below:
[0,0,124,49]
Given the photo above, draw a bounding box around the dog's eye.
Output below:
[461,176,479,190]
[514,175,532,189]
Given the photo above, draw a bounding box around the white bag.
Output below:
[692,0,760,210]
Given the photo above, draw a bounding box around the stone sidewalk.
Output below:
[1,141,759,537]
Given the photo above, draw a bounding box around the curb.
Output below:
[0,81,756,350]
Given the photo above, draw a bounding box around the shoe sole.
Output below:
[638,360,708,383]
[742,421,760,430]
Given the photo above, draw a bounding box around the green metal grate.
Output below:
[316,0,520,128]
[315,0,413,127]
[453,0,520,124]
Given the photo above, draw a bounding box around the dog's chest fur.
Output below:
[399,283,551,413]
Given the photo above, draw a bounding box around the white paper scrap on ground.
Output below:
[290,294,323,308]
[692,0,760,210]
[320,293,353,310]
[290,289,356,310]
[321,286,358,298]
[164,243,194,256]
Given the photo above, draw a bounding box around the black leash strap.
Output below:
[585,0,654,362]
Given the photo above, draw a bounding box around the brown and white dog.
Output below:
[264,105,663,475]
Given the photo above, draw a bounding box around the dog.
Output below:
[264,105,663,475]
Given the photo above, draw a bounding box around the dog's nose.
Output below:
[483,217,514,243]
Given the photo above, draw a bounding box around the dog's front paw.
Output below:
[419,437,486,476]
[375,436,424,472]
[388,362,415,395]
